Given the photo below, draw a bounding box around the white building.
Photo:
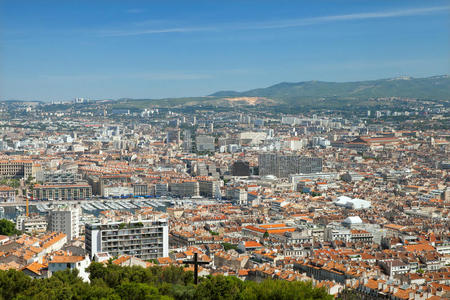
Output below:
[16,215,47,233]
[324,227,351,243]
[334,196,371,210]
[48,254,91,282]
[85,219,169,260]
[239,131,267,145]
[49,205,81,241]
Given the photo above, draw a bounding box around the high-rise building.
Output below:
[231,161,250,176]
[166,129,180,144]
[258,153,323,178]
[85,219,169,260]
[49,205,80,241]
[183,130,192,152]
[196,135,215,152]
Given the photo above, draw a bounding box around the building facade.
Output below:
[85,219,169,260]
[33,183,92,200]
[169,181,199,197]
[0,186,15,202]
[198,179,220,198]
[0,160,33,179]
[258,153,323,178]
[49,205,80,241]
[196,135,215,152]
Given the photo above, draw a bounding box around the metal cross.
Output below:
[184,253,209,284]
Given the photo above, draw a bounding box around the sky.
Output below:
[0,0,449,101]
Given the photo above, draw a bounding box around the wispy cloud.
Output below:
[239,5,450,30]
[100,5,449,37]
[98,26,216,37]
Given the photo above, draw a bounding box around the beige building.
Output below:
[0,160,33,179]
[33,183,92,200]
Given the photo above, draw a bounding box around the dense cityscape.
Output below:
[0,95,448,299]
[1,1,449,299]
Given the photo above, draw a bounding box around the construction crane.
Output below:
[26,196,29,217]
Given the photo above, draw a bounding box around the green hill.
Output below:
[210,75,450,102]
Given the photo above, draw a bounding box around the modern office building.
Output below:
[85,219,169,260]
[258,153,323,178]
[49,205,81,241]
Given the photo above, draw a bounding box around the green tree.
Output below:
[221,243,237,251]
[0,219,20,236]
[0,264,333,300]
[116,282,160,300]
[195,275,243,300]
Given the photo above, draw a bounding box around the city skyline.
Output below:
[1,0,449,101]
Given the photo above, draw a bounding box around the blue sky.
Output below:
[0,0,449,101]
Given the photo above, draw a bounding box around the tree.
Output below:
[221,243,237,251]
[116,282,160,300]
[0,264,333,299]
[263,231,269,239]
[0,219,20,236]
[194,275,243,300]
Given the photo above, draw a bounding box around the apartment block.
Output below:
[169,180,199,197]
[196,135,215,152]
[85,219,169,260]
[258,153,323,178]
[49,205,81,241]
[198,179,220,198]
[33,183,92,200]
[0,159,33,179]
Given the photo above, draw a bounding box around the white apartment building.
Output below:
[16,215,48,233]
[85,219,169,260]
[49,205,81,241]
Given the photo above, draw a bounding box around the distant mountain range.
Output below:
[210,75,450,102]
[3,75,448,110]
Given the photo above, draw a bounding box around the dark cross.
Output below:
[184,253,209,284]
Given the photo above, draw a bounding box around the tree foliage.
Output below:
[0,262,332,300]
[0,219,20,236]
